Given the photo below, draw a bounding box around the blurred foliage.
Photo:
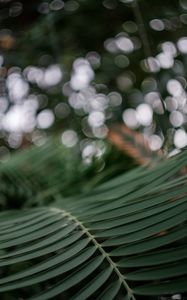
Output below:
[0,137,137,210]
[1,0,187,165]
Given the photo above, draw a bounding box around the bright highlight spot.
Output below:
[136,103,153,126]
[174,129,187,148]
[122,108,139,129]
[88,111,105,128]
[61,130,78,147]
[37,109,55,129]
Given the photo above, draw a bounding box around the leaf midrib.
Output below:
[54,207,136,300]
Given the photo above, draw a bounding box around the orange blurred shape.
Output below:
[156,230,168,237]
[108,124,162,165]
[0,34,15,50]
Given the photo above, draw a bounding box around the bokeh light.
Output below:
[1,0,187,156]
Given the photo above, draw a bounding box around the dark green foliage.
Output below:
[0,142,187,299]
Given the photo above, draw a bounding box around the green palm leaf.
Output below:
[0,147,187,299]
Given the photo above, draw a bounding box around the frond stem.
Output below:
[54,207,136,300]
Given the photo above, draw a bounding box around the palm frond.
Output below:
[0,148,187,299]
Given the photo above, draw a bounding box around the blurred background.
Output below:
[1,4,187,299]
[1,0,187,165]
